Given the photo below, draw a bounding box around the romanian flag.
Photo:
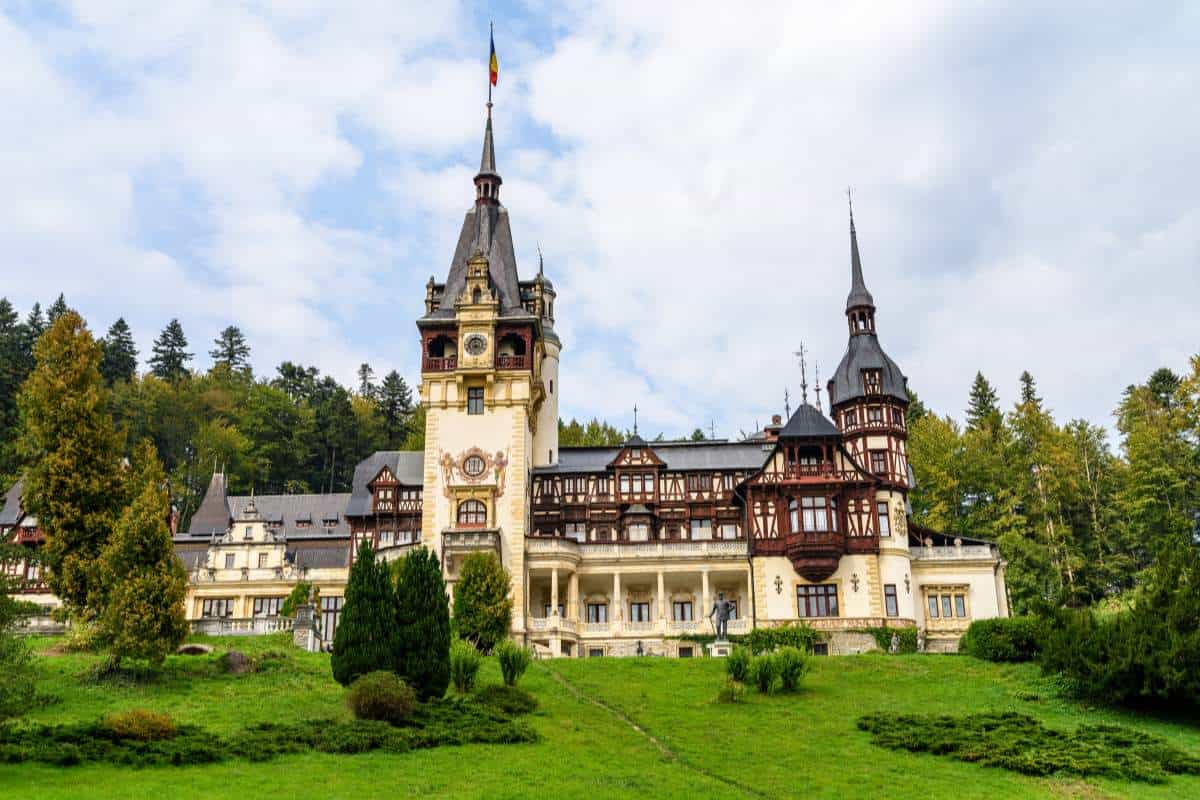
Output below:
[489,27,499,86]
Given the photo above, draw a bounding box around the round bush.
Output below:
[346,671,417,725]
[101,709,176,741]
[474,684,538,715]
[748,654,778,694]
[960,617,1043,663]
[775,647,809,692]
[725,646,751,684]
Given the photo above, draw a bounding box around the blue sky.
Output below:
[3,1,1197,440]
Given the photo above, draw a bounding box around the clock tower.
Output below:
[415,102,560,634]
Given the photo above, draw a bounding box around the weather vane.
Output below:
[793,343,809,405]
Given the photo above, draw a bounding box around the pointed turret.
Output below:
[846,200,875,312]
[474,104,502,206]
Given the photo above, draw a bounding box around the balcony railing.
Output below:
[422,356,457,372]
[190,617,295,636]
[526,616,752,638]
[910,544,996,561]
[783,462,837,479]
[443,530,501,551]
[525,538,748,559]
[495,354,527,369]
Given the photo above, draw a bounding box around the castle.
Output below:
[3,102,1009,655]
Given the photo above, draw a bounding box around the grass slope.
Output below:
[6,636,1199,799]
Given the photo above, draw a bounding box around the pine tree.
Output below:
[98,441,189,666]
[99,317,138,385]
[149,319,192,381]
[331,542,402,686]
[379,370,413,447]
[965,372,1001,431]
[209,325,251,372]
[394,547,451,700]
[272,361,319,402]
[1146,367,1181,409]
[0,300,23,479]
[47,293,68,323]
[452,552,512,653]
[1019,371,1041,407]
[18,312,125,615]
[905,388,929,427]
[357,363,376,399]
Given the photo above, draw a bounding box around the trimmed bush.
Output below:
[775,647,809,692]
[742,623,820,655]
[345,671,417,726]
[332,542,401,686]
[748,654,777,694]
[450,638,483,694]
[474,684,538,715]
[960,617,1043,662]
[101,709,176,741]
[453,552,513,653]
[725,645,751,683]
[394,548,452,701]
[495,640,532,688]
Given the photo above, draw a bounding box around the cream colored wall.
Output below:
[912,561,1005,628]
[532,340,560,468]
[877,551,917,620]
[752,554,880,622]
[184,566,347,620]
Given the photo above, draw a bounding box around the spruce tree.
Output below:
[47,293,68,323]
[149,318,192,381]
[379,371,413,447]
[394,547,451,700]
[1018,371,1041,408]
[209,325,251,372]
[452,552,513,653]
[905,387,929,426]
[99,317,138,385]
[357,363,376,399]
[965,372,1001,431]
[98,441,189,666]
[18,312,125,614]
[0,300,23,478]
[331,542,401,685]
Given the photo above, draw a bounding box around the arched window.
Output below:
[457,500,487,527]
[788,498,800,532]
[472,287,482,304]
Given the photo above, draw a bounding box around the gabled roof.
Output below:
[186,472,229,536]
[779,403,841,438]
[346,451,424,516]
[535,440,770,475]
[0,479,23,527]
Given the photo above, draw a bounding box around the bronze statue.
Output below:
[708,592,735,641]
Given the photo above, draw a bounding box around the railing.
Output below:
[377,536,422,556]
[910,545,996,561]
[625,621,657,633]
[495,354,527,369]
[526,538,748,560]
[190,617,295,636]
[527,615,577,634]
[783,462,837,479]
[422,356,457,372]
[667,620,699,633]
[443,530,501,550]
[581,622,610,635]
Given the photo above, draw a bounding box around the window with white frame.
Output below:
[689,518,712,540]
[877,502,891,537]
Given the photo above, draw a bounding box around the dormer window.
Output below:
[244,526,253,539]
[862,369,882,395]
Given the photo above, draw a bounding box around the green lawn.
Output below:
[6,636,1200,799]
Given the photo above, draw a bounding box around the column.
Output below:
[568,572,579,621]
[657,570,666,635]
[612,572,622,629]
[551,568,560,618]
[745,570,754,625]
[701,569,711,625]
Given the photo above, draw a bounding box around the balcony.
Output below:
[783,462,837,480]
[910,544,996,562]
[422,356,457,372]
[190,617,295,636]
[525,537,748,561]
[495,354,527,369]
[443,529,501,553]
[784,531,845,583]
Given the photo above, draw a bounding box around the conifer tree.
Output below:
[0,300,23,479]
[209,325,251,372]
[905,388,929,426]
[394,547,451,700]
[47,293,68,323]
[452,552,512,653]
[965,372,1001,431]
[379,370,413,447]
[149,318,192,381]
[1019,371,1041,407]
[98,441,189,666]
[331,542,401,686]
[357,363,376,399]
[99,317,138,385]
[18,312,125,614]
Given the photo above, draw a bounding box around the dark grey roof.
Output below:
[828,333,908,405]
[0,479,23,527]
[846,213,874,310]
[291,545,350,570]
[176,548,207,570]
[228,494,351,539]
[779,404,841,438]
[347,451,424,516]
[478,113,498,178]
[187,472,229,535]
[536,441,769,475]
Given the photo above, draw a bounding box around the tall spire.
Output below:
[479,106,497,176]
[794,343,809,405]
[846,189,874,312]
[814,362,823,413]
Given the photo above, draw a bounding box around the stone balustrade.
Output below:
[190,616,295,636]
[525,538,748,560]
[909,544,996,561]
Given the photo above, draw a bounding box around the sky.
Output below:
[3,1,1197,441]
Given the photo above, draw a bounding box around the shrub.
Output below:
[453,552,513,653]
[775,647,809,692]
[495,640,531,687]
[716,678,745,704]
[474,684,538,715]
[450,639,483,694]
[960,617,1043,662]
[748,654,777,694]
[862,626,919,654]
[742,623,820,655]
[101,709,177,741]
[281,581,318,618]
[725,645,751,683]
[332,542,402,686]
[394,548,452,701]
[345,671,417,726]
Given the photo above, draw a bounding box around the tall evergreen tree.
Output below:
[331,542,401,685]
[209,325,251,372]
[18,312,125,615]
[357,363,376,399]
[149,318,192,381]
[99,317,138,385]
[394,547,451,700]
[272,361,319,402]
[1146,367,1181,409]
[379,370,413,447]
[905,387,930,427]
[0,300,24,480]
[965,372,1001,431]
[1019,371,1041,407]
[452,552,512,653]
[98,441,189,666]
[23,303,45,342]
[47,293,68,323]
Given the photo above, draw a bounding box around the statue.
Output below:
[708,592,735,642]
[636,640,644,657]
[888,632,900,655]
[917,628,926,653]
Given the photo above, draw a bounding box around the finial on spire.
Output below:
[537,244,544,277]
[709,419,716,440]
[633,404,639,436]
[794,344,809,405]
[815,362,823,413]
[848,186,855,231]
[845,188,875,313]
[784,388,791,419]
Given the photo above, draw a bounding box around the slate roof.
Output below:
[0,479,23,527]
[346,451,424,516]
[187,472,229,536]
[181,471,353,540]
[290,545,350,570]
[535,441,770,475]
[846,212,874,310]
[176,548,208,570]
[828,334,909,405]
[779,403,841,438]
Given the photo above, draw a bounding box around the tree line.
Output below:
[0,296,420,531]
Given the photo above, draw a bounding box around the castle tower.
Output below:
[826,201,914,618]
[416,102,560,634]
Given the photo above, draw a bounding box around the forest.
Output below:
[1,293,1197,614]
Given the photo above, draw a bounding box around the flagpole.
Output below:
[488,21,493,109]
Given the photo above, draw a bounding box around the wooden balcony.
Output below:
[783,462,837,480]
[495,354,527,369]
[784,531,845,582]
[422,356,457,372]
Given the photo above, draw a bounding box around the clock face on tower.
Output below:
[464,334,488,356]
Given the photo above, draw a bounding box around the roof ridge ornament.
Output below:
[794,343,809,405]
